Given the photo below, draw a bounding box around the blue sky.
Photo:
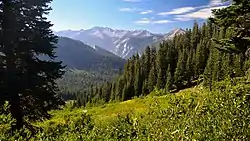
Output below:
[47,0,230,33]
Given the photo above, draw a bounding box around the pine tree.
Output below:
[157,69,165,89]
[110,82,116,101]
[134,60,143,97]
[0,0,64,129]
[122,84,128,101]
[213,48,224,81]
[211,0,250,58]
[144,46,151,79]
[185,49,194,84]
[156,43,167,89]
[174,50,187,90]
[206,20,213,39]
[116,77,124,101]
[195,40,207,76]
[204,53,214,91]
[165,65,173,92]
[191,21,201,50]
[148,61,157,92]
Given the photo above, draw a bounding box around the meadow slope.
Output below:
[1,78,250,140]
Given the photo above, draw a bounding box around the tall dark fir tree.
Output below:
[0,0,65,129]
[211,0,250,58]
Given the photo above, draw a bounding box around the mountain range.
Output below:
[55,27,185,59]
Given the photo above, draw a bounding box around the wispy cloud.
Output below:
[171,0,230,21]
[120,8,153,15]
[174,17,192,21]
[209,0,223,6]
[152,20,172,24]
[119,8,141,12]
[158,7,196,16]
[134,18,151,24]
[140,10,153,15]
[135,18,172,25]
[123,0,141,2]
[175,5,227,20]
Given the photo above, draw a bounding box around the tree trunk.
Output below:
[10,95,24,130]
[2,0,24,130]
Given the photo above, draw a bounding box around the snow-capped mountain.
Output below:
[164,28,186,39]
[55,27,185,59]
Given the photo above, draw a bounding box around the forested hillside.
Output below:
[57,69,121,100]
[76,19,250,106]
[54,37,125,100]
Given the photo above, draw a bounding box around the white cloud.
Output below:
[158,7,196,16]
[123,0,141,2]
[158,0,229,22]
[134,18,151,24]
[175,5,227,21]
[119,8,140,12]
[209,0,223,6]
[135,18,172,24]
[140,10,153,15]
[174,17,192,21]
[152,20,172,24]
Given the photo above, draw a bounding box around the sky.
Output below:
[47,0,230,33]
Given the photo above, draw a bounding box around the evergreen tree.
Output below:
[204,49,214,91]
[144,46,151,79]
[110,82,116,101]
[174,51,187,89]
[213,49,223,81]
[157,69,165,89]
[195,40,207,76]
[0,0,64,129]
[142,80,149,95]
[165,65,173,92]
[122,84,128,101]
[134,60,143,97]
[186,49,194,84]
[148,61,157,92]
[191,21,201,50]
[156,43,168,89]
[211,0,250,58]
[115,77,124,101]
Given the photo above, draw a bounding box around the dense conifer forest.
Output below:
[75,19,249,107]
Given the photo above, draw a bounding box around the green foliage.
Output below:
[211,0,250,57]
[0,0,65,129]
[57,69,118,100]
[1,79,250,140]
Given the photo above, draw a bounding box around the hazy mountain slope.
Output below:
[55,37,126,70]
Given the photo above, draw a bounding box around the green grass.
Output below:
[39,88,192,126]
[1,78,250,140]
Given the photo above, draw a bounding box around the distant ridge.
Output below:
[55,37,126,70]
[55,27,185,59]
